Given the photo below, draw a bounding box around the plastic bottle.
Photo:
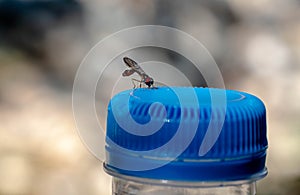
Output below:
[104,87,268,195]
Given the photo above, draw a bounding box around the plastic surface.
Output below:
[104,87,268,181]
[111,177,256,195]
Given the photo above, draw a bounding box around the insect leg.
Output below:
[131,78,137,88]
[131,78,142,88]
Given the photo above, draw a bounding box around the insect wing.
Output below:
[122,69,135,76]
[123,57,146,75]
[123,57,139,68]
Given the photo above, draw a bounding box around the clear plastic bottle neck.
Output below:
[111,175,256,195]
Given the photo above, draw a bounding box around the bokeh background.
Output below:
[0,0,300,194]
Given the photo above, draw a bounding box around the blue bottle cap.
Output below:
[104,87,268,181]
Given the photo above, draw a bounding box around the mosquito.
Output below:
[122,57,156,88]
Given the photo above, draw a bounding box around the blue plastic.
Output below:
[104,87,268,181]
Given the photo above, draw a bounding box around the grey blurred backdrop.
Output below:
[0,0,299,194]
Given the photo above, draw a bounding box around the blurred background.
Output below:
[0,0,300,194]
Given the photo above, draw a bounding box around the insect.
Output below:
[122,57,155,88]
